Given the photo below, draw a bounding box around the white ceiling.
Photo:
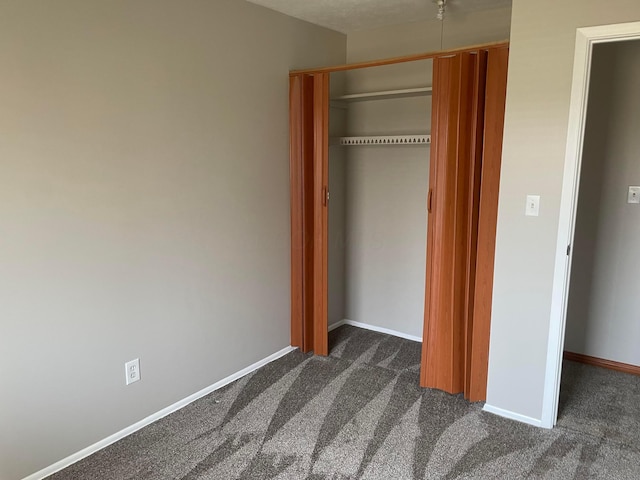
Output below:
[246,0,512,34]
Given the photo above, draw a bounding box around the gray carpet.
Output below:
[48,326,640,479]
[557,359,640,448]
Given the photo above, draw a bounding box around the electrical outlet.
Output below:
[125,358,140,385]
[628,186,640,204]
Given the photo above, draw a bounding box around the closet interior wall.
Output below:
[328,61,432,339]
[328,72,347,329]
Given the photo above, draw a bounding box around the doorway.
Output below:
[543,21,640,429]
[326,61,432,345]
[557,38,640,441]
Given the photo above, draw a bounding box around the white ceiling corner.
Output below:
[245,0,512,34]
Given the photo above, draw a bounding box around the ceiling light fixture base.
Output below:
[436,0,447,21]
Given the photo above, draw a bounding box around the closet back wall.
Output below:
[343,63,431,338]
[339,11,512,339]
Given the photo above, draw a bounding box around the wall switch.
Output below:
[125,358,140,385]
[628,186,640,204]
[525,195,540,216]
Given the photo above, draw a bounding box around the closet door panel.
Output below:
[290,74,315,352]
[421,52,488,395]
[313,73,330,356]
[461,51,488,398]
[469,46,509,402]
[421,54,464,393]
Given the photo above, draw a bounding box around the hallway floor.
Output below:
[558,359,640,448]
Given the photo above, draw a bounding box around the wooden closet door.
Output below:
[289,72,330,356]
[313,73,330,356]
[421,54,463,393]
[462,51,488,399]
[289,74,315,352]
[421,52,488,395]
[468,46,509,401]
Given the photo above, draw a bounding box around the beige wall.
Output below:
[346,7,512,62]
[564,40,640,366]
[0,1,345,479]
[488,0,640,421]
[329,100,348,327]
[344,83,431,338]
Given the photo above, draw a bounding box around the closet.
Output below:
[328,61,433,344]
[289,42,508,402]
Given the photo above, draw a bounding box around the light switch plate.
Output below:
[525,195,540,216]
[628,186,640,204]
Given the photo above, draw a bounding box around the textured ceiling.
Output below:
[246,0,512,33]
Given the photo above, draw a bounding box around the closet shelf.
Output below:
[334,135,431,146]
[332,87,432,103]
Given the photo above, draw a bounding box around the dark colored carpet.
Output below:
[48,326,640,479]
[557,359,640,448]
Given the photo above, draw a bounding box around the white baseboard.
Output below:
[328,319,346,331]
[482,404,544,428]
[330,319,422,343]
[23,345,297,480]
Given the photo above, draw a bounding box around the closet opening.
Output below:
[290,42,509,403]
[556,39,640,439]
[327,61,432,349]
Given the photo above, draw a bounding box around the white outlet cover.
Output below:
[125,358,140,385]
[628,186,640,204]
[525,195,540,217]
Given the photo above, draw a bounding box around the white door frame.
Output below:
[541,21,640,429]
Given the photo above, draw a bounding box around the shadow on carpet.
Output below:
[48,326,640,479]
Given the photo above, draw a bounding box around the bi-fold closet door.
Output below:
[289,72,329,355]
[290,45,508,402]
